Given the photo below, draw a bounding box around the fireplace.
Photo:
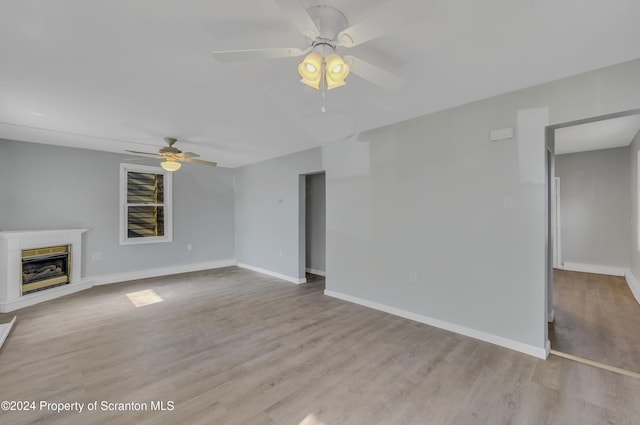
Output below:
[1,229,89,312]
[21,245,71,295]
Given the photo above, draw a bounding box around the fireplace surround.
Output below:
[0,229,90,312]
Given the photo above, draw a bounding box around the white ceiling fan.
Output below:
[211,0,405,93]
[126,138,217,171]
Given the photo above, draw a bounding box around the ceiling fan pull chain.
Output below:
[321,79,327,113]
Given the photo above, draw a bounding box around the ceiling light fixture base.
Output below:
[306,6,348,43]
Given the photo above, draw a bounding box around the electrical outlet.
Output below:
[279,249,283,257]
[187,244,192,251]
[410,271,418,283]
[91,252,102,261]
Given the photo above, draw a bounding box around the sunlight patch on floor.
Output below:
[126,289,164,307]
[299,414,327,425]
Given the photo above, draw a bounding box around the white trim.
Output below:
[237,263,306,284]
[92,259,236,285]
[324,290,548,359]
[0,279,94,313]
[0,229,89,239]
[548,308,555,323]
[305,268,326,277]
[550,349,640,379]
[638,150,640,252]
[545,340,551,358]
[0,316,17,350]
[624,269,640,304]
[561,262,626,276]
[553,177,561,268]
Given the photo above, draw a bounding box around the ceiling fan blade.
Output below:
[273,0,320,39]
[176,151,200,158]
[337,1,405,48]
[125,150,161,157]
[211,47,310,63]
[344,55,405,93]
[182,157,218,167]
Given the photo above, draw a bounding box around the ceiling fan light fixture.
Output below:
[325,53,349,90]
[160,159,182,172]
[326,78,346,90]
[298,52,323,90]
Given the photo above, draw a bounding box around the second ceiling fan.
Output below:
[126,138,217,172]
[211,0,405,93]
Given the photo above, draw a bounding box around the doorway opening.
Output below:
[299,172,326,284]
[546,108,640,375]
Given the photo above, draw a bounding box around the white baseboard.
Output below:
[0,280,94,313]
[548,309,555,323]
[237,263,306,284]
[624,270,640,305]
[305,268,326,277]
[92,259,236,286]
[561,262,626,277]
[545,340,551,358]
[324,290,548,359]
[0,316,17,350]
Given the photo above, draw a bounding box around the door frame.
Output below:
[553,177,561,269]
[298,171,327,281]
[545,108,640,333]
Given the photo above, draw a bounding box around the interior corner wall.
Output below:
[555,147,630,269]
[629,130,640,279]
[321,58,640,353]
[234,148,323,281]
[0,139,236,278]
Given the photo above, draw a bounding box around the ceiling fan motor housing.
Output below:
[160,137,181,154]
[307,6,348,46]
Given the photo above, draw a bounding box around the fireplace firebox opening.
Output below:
[21,245,71,295]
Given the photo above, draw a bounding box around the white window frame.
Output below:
[119,163,173,245]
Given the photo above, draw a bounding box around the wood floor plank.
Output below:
[1,267,639,425]
[550,269,640,373]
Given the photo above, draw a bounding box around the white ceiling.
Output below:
[555,114,640,155]
[2,0,640,168]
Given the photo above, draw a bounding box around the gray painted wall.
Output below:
[555,147,630,269]
[630,130,640,279]
[320,59,640,351]
[232,59,640,352]
[0,139,235,277]
[234,148,323,279]
[305,172,326,273]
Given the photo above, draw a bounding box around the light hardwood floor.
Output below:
[549,269,640,374]
[1,267,639,425]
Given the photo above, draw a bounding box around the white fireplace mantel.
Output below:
[0,229,93,312]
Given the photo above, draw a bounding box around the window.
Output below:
[120,164,173,245]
